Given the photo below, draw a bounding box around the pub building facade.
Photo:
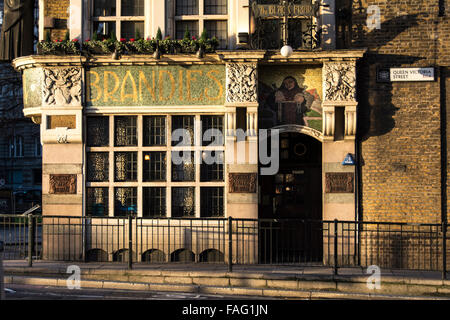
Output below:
[10,0,448,265]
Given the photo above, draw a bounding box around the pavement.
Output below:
[2,260,450,300]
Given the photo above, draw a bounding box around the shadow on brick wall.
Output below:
[353,13,424,140]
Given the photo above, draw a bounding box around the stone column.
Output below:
[322,60,358,264]
[40,67,84,260]
[225,62,258,223]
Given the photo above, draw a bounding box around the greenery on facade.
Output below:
[37,29,219,56]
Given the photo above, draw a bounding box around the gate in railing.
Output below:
[0,215,448,278]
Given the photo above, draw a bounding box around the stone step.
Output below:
[4,267,450,298]
[4,275,448,300]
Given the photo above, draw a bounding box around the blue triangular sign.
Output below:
[342,153,356,165]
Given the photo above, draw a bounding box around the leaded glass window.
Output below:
[201,187,224,217]
[121,0,144,16]
[87,117,109,147]
[200,151,223,181]
[143,187,166,217]
[86,114,225,218]
[94,0,116,16]
[93,21,116,39]
[87,152,109,182]
[115,152,137,181]
[87,188,109,216]
[201,115,224,146]
[175,0,228,49]
[92,0,145,40]
[121,21,144,40]
[143,152,166,181]
[114,187,137,216]
[204,20,228,49]
[172,187,195,217]
[204,0,227,15]
[143,116,166,146]
[172,115,195,146]
[172,152,195,182]
[115,116,137,146]
[175,20,199,40]
[176,0,199,15]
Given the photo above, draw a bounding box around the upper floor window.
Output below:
[9,136,23,158]
[34,137,41,157]
[175,0,228,49]
[92,0,145,40]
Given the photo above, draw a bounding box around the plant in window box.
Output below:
[126,38,156,54]
[37,31,81,55]
[161,38,180,54]
[204,36,219,53]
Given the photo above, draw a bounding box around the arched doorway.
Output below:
[259,129,323,263]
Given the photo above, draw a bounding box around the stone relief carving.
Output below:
[229,173,257,193]
[226,63,257,103]
[49,174,77,194]
[325,173,354,193]
[323,63,356,101]
[43,68,82,106]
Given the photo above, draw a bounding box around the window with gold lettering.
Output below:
[85,115,225,218]
[174,0,228,49]
[92,0,145,40]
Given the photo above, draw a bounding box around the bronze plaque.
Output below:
[49,174,77,194]
[325,173,354,193]
[229,173,257,193]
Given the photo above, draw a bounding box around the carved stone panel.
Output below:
[43,68,82,106]
[325,172,354,193]
[323,63,356,101]
[226,63,257,103]
[49,174,77,194]
[229,173,257,193]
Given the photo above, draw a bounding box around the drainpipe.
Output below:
[440,66,447,224]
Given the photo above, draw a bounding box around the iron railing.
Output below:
[0,215,448,278]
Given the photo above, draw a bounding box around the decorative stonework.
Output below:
[226,112,236,137]
[247,111,258,136]
[345,110,357,136]
[55,127,69,144]
[226,63,257,103]
[273,124,323,142]
[325,173,354,193]
[323,63,356,101]
[43,68,82,106]
[49,174,77,194]
[229,173,257,193]
[323,109,335,137]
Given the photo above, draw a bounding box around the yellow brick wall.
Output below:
[44,0,70,41]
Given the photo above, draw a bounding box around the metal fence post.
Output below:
[128,215,133,270]
[228,217,233,272]
[443,221,447,280]
[28,215,34,267]
[334,219,338,276]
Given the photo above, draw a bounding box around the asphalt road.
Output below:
[3,283,281,300]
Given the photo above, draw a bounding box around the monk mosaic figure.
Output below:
[0,0,34,61]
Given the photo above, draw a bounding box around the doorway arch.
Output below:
[259,128,323,263]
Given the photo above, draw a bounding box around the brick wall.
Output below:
[350,1,449,223]
[44,0,70,41]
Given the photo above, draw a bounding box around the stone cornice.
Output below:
[12,49,367,70]
[12,54,224,71]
